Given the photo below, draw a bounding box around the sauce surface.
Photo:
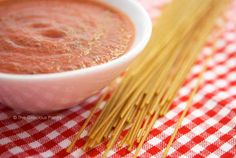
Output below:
[0,0,134,74]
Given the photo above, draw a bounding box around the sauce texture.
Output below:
[0,0,134,74]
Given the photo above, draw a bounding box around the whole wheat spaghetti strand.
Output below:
[102,105,133,157]
[66,89,109,152]
[161,54,211,158]
[133,110,160,158]
[90,76,132,128]
[89,77,131,132]
[128,106,149,149]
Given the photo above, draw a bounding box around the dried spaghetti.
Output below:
[67,0,230,157]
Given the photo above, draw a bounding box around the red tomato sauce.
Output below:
[0,0,135,74]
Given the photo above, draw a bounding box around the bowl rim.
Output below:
[0,0,152,81]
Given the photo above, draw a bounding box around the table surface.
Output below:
[0,0,236,157]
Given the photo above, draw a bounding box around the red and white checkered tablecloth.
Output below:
[0,0,236,158]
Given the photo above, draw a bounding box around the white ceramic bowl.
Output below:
[0,0,152,112]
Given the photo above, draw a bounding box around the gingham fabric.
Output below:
[0,0,236,158]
